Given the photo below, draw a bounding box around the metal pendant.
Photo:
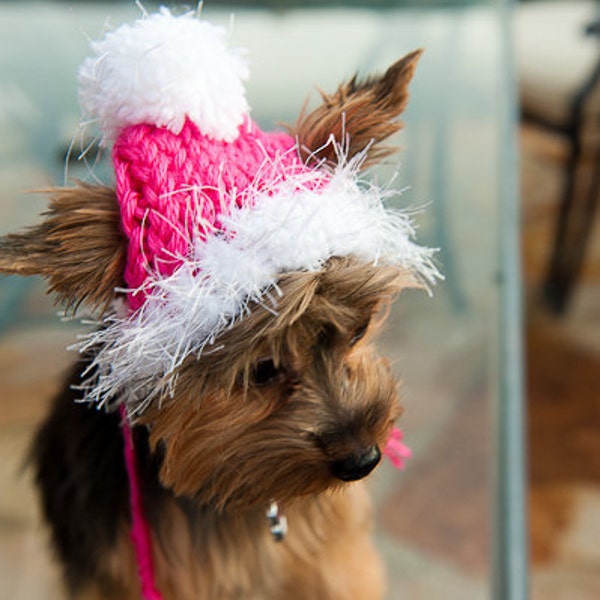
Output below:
[266,500,288,542]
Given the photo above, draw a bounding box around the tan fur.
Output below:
[67,257,407,600]
[154,257,416,410]
[0,184,125,313]
[78,486,383,600]
[0,52,424,599]
[292,50,422,169]
[139,258,411,510]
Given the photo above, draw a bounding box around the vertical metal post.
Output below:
[494,0,529,598]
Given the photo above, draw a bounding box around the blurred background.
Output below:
[0,0,598,598]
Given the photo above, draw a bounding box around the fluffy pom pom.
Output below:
[78,8,249,142]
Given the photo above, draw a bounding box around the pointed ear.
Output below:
[292,49,422,170]
[0,183,126,313]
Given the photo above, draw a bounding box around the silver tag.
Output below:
[266,500,288,542]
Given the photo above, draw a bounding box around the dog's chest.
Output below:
[138,487,380,600]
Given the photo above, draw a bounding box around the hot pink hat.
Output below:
[76,8,439,412]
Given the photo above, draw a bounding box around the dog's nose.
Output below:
[330,446,381,481]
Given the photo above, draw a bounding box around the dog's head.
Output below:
[139,257,411,509]
[0,10,437,510]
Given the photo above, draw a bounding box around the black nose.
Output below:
[330,446,381,481]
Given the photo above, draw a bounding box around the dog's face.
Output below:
[140,258,409,510]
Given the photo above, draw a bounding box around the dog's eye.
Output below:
[349,322,369,347]
[251,358,281,386]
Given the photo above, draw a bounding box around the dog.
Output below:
[0,9,437,599]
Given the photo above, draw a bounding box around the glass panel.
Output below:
[0,2,525,599]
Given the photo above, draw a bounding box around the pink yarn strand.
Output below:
[120,406,163,600]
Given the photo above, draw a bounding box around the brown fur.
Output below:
[79,526,140,600]
[0,184,125,313]
[292,50,422,169]
[1,51,424,599]
[82,486,383,600]
[154,257,415,408]
[141,258,409,509]
[69,257,408,599]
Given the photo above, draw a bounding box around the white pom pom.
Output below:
[78,8,249,142]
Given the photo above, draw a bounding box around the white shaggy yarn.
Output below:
[76,155,441,413]
[78,8,249,142]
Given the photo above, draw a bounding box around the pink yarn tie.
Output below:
[120,406,163,600]
[384,426,412,469]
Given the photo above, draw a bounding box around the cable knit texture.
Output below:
[114,118,302,310]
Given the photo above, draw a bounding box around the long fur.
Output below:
[164,256,413,409]
[0,184,125,313]
[32,257,400,599]
[35,388,384,600]
[292,50,423,169]
[3,41,428,599]
[139,258,406,507]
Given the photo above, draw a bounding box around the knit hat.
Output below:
[76,8,439,412]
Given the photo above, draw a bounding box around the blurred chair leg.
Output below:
[543,137,600,312]
[563,142,600,295]
[542,127,581,312]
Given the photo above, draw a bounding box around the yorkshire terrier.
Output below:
[0,9,437,600]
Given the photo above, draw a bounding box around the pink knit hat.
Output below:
[113,119,306,311]
[76,8,439,411]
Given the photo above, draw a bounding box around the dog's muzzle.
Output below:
[329,445,381,481]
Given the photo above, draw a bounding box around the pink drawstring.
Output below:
[119,406,163,600]
[384,426,412,469]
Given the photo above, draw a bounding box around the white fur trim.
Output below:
[78,8,249,142]
[75,155,441,413]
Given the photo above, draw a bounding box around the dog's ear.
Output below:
[293,49,422,169]
[0,183,126,313]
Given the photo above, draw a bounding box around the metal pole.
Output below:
[493,1,529,598]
